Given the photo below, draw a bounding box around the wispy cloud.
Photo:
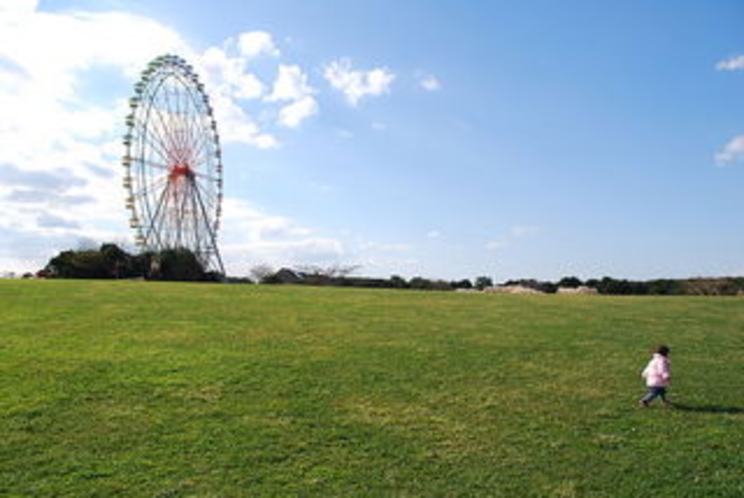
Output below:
[510,225,540,237]
[420,75,441,91]
[324,58,395,106]
[715,135,744,166]
[360,241,412,252]
[485,225,540,250]
[277,96,318,128]
[485,240,509,250]
[219,199,346,274]
[714,56,744,167]
[716,55,744,71]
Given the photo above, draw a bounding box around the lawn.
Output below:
[1,280,743,497]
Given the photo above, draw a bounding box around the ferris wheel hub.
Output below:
[170,165,193,179]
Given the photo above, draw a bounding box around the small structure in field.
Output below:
[557,286,598,295]
[483,285,544,295]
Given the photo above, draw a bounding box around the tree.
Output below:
[557,276,583,289]
[100,243,132,278]
[46,250,78,278]
[389,275,408,289]
[474,276,493,290]
[157,248,206,281]
[409,276,431,290]
[45,249,108,279]
[451,279,473,290]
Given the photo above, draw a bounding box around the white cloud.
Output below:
[324,58,395,106]
[0,0,37,16]
[237,31,280,59]
[208,91,280,148]
[278,96,319,128]
[199,47,265,101]
[1,7,188,93]
[420,75,441,91]
[267,64,318,128]
[197,39,324,140]
[485,225,540,251]
[714,57,744,167]
[715,135,744,165]
[715,55,744,71]
[268,64,313,101]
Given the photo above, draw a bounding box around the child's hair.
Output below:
[656,344,670,356]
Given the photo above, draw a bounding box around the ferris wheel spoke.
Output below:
[147,88,188,160]
[166,84,214,172]
[192,184,219,221]
[191,178,220,240]
[193,136,215,169]
[139,133,173,167]
[176,87,208,148]
[135,108,175,165]
[149,108,184,164]
[190,168,219,182]
[133,177,169,222]
[134,175,169,201]
[140,87,171,140]
[141,158,171,173]
[141,186,169,248]
[135,181,169,229]
[177,110,206,165]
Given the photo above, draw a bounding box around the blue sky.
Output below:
[2,0,744,281]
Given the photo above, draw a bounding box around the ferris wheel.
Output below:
[122,54,225,275]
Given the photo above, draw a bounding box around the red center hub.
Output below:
[170,164,193,179]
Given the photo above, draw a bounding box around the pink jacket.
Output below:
[641,353,670,387]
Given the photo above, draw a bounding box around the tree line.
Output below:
[498,276,744,296]
[248,265,744,296]
[35,244,744,295]
[41,244,222,282]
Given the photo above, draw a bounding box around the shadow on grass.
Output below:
[672,403,744,415]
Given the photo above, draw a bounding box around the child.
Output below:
[639,345,671,407]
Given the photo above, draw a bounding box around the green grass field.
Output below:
[1,280,743,497]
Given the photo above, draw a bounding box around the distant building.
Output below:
[272,268,306,284]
